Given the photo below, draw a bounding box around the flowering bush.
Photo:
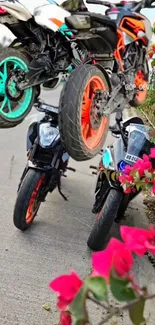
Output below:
[50,225,155,325]
[118,148,155,194]
[148,43,155,60]
[148,23,155,64]
[49,149,155,325]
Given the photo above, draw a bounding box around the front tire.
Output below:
[13,169,46,231]
[87,189,124,251]
[59,64,110,161]
[0,48,36,128]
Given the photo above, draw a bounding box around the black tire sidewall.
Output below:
[87,189,124,251]
[13,169,45,230]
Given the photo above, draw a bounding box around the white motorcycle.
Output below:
[0,0,88,127]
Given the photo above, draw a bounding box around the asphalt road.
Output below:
[0,88,155,325]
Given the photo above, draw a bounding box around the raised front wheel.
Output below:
[59,65,110,161]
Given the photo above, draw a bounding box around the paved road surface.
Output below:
[0,88,155,325]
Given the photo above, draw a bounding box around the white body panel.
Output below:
[0,0,32,20]
[0,0,70,31]
[34,3,70,32]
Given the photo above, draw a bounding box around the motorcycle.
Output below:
[59,0,154,161]
[13,100,75,231]
[0,0,90,128]
[87,113,155,251]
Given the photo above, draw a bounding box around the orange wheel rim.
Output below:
[26,176,44,224]
[135,70,148,103]
[81,76,108,150]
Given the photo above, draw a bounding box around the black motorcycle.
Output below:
[13,100,75,231]
[87,113,155,251]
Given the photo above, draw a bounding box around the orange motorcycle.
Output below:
[59,0,154,161]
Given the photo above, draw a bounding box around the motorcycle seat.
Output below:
[65,12,117,31]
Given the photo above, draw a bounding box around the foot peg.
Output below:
[90,165,98,170]
[67,167,76,172]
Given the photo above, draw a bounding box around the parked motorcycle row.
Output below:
[0,0,155,251]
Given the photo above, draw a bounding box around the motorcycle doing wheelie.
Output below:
[59,0,154,161]
[0,0,89,128]
[87,114,155,251]
[13,100,75,231]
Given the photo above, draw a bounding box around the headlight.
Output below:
[39,123,59,148]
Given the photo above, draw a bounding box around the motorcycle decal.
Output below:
[114,29,125,71]
[120,16,145,39]
[49,17,63,27]
[115,15,147,71]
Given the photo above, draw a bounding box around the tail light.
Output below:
[0,7,7,15]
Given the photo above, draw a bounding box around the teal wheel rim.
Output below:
[0,56,33,120]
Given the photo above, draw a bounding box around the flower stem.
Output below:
[88,296,110,311]
[96,293,155,325]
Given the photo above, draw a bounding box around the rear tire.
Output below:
[0,48,36,128]
[59,64,110,161]
[87,189,124,251]
[13,169,46,231]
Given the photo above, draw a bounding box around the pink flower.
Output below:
[124,187,132,194]
[150,148,155,159]
[92,238,133,281]
[120,225,155,256]
[134,157,152,177]
[153,180,155,194]
[124,165,133,175]
[59,311,72,325]
[49,271,83,310]
[119,175,133,185]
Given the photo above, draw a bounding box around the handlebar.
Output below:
[86,0,114,7]
[86,0,155,12]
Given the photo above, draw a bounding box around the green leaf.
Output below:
[110,274,136,302]
[129,298,145,325]
[144,170,152,179]
[136,183,143,192]
[70,286,88,323]
[86,276,108,301]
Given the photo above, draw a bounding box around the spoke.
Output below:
[81,105,90,124]
[14,63,19,70]
[3,62,8,80]
[7,99,12,112]
[0,71,4,79]
[0,81,4,94]
[89,127,97,139]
